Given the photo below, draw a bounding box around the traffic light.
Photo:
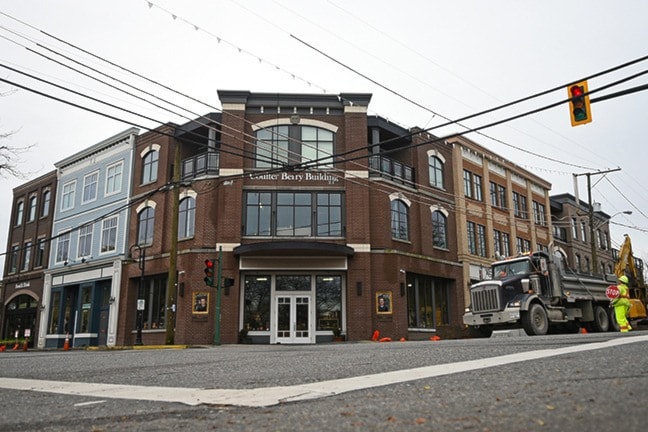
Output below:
[203,259,215,286]
[568,80,592,126]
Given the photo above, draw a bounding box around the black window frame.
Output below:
[243,191,344,238]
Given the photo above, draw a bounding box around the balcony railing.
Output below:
[368,155,414,187]
[181,151,219,180]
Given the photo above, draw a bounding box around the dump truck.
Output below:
[463,251,619,336]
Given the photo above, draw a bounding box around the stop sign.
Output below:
[606,285,620,300]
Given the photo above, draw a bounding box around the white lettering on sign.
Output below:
[15,282,31,289]
[249,171,339,185]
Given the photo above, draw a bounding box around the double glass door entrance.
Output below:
[274,294,312,344]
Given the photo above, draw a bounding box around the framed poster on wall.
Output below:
[376,291,392,314]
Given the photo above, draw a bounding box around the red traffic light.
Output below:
[204,259,215,286]
[570,85,584,98]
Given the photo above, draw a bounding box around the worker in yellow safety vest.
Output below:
[612,275,632,332]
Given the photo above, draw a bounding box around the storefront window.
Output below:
[49,291,61,334]
[316,275,341,331]
[79,285,92,333]
[407,275,451,329]
[138,276,167,329]
[243,275,271,331]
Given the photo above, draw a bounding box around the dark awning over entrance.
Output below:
[233,241,354,257]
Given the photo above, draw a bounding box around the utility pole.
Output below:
[165,140,181,345]
[574,168,621,274]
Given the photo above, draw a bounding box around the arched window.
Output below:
[428,156,444,189]
[41,190,51,217]
[28,196,37,222]
[15,201,24,226]
[178,197,196,239]
[137,207,155,245]
[391,199,409,241]
[432,210,448,248]
[254,124,335,168]
[142,150,159,184]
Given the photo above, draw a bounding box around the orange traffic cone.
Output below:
[579,327,588,334]
[371,330,380,341]
[22,340,28,351]
[63,334,70,351]
[430,335,441,341]
[399,337,407,342]
[0,345,6,352]
[12,343,19,351]
[379,337,392,342]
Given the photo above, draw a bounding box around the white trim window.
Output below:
[77,224,93,258]
[56,231,71,263]
[100,216,118,253]
[61,181,76,211]
[82,171,99,204]
[105,161,124,195]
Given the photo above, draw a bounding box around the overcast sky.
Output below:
[1,0,647,273]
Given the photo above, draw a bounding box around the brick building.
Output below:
[550,193,616,275]
[116,91,466,345]
[2,170,56,347]
[449,135,553,307]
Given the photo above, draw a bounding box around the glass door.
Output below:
[275,294,312,344]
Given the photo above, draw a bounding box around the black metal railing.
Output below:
[368,155,414,187]
[181,151,219,180]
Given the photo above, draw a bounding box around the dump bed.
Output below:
[559,273,611,302]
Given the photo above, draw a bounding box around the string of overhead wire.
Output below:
[318,0,627,175]
[2,11,648,236]
[139,0,597,171]
[1,13,463,210]
[0,44,636,235]
[6,5,646,181]
[136,0,648,237]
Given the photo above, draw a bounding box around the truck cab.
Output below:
[463,253,553,336]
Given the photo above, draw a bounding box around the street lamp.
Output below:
[593,210,632,230]
[129,244,146,346]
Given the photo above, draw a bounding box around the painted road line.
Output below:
[1,335,646,408]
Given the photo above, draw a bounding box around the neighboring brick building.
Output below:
[1,170,56,347]
[448,135,553,308]
[549,193,616,275]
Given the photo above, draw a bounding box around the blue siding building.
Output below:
[39,128,138,348]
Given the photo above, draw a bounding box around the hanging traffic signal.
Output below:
[568,80,592,127]
[203,259,215,286]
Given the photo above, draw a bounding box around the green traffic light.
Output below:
[573,108,587,121]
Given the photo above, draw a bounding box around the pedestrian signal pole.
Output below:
[213,246,223,345]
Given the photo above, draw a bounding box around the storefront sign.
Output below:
[15,281,30,289]
[249,172,340,185]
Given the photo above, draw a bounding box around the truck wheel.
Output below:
[591,306,610,332]
[608,308,620,332]
[522,303,549,335]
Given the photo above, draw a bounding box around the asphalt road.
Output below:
[1,331,647,431]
